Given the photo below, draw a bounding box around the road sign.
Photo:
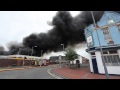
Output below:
[86,31,94,47]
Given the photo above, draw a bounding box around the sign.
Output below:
[86,31,94,47]
[87,36,92,43]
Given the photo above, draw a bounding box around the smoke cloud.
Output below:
[3,11,119,56]
[23,11,105,56]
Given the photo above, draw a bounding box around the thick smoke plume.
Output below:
[1,11,106,56]
[2,11,119,56]
[23,11,104,56]
[1,41,35,56]
[0,11,109,56]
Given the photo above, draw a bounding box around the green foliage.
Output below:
[65,47,78,61]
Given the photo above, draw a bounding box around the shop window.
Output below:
[103,50,120,66]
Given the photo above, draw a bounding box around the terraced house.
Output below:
[85,11,120,75]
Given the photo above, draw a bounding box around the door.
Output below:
[92,58,99,74]
[76,60,80,68]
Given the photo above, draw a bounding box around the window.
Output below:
[109,50,117,54]
[101,27,114,44]
[103,50,120,66]
[103,51,108,54]
[91,52,95,55]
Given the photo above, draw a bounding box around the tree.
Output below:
[65,47,78,66]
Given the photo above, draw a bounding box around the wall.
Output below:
[118,49,120,58]
[95,51,120,75]
[89,53,93,72]
[85,11,120,75]
[0,59,31,67]
[85,11,120,48]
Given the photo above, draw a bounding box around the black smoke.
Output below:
[6,41,34,56]
[23,11,105,56]
[5,11,120,56]
[0,46,5,55]
[0,46,9,55]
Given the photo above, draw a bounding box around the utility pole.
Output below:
[91,11,109,79]
[30,46,37,66]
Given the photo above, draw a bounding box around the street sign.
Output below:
[87,36,92,43]
[86,31,94,47]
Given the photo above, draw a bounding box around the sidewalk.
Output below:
[51,66,120,79]
[0,66,39,72]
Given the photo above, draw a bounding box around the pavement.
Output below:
[50,64,120,79]
[0,66,39,72]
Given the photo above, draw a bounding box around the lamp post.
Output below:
[41,50,43,57]
[18,48,21,55]
[91,11,109,79]
[30,46,37,66]
[31,46,37,56]
[60,44,65,67]
[61,44,64,51]
[18,47,24,66]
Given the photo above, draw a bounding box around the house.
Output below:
[70,55,88,64]
[49,56,66,64]
[0,55,42,67]
[85,11,120,75]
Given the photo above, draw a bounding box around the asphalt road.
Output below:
[0,65,55,79]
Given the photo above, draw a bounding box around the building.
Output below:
[70,55,88,64]
[0,55,42,67]
[49,56,66,64]
[85,11,120,75]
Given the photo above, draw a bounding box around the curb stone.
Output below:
[0,66,39,72]
[47,68,63,79]
[0,68,25,72]
[47,67,69,79]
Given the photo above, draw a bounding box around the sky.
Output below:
[0,11,90,59]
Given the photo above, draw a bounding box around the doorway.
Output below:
[92,58,99,74]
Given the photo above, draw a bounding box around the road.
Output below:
[0,65,55,79]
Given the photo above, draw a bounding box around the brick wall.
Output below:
[0,59,31,67]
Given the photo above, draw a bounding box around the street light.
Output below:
[61,44,65,68]
[41,50,43,57]
[31,46,37,56]
[18,47,21,55]
[91,11,109,79]
[30,46,37,66]
[18,47,24,66]
[61,44,64,51]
